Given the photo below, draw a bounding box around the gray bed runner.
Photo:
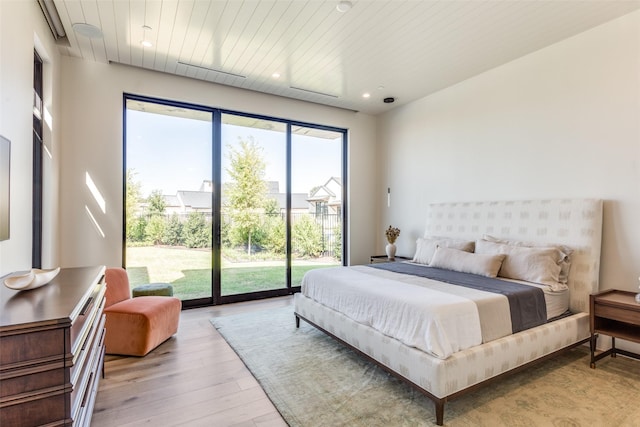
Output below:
[369,262,547,333]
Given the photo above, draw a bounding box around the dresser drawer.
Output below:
[0,392,66,427]
[0,328,66,367]
[0,365,65,398]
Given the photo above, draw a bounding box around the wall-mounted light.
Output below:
[141,25,153,47]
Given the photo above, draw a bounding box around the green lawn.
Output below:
[125,246,338,300]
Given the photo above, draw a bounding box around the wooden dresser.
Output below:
[0,266,106,427]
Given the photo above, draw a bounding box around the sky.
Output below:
[126,108,343,198]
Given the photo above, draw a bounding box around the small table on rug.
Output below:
[589,289,640,368]
[370,255,412,264]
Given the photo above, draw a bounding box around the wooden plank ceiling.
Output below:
[49,0,640,115]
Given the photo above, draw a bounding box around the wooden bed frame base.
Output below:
[295,312,590,426]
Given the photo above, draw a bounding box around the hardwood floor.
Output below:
[92,296,293,427]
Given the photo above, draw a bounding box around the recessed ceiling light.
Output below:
[72,23,103,39]
[336,1,352,12]
[378,85,385,90]
[362,93,371,98]
[272,72,281,79]
[141,40,153,48]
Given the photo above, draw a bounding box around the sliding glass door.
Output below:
[124,99,213,303]
[220,114,287,296]
[291,126,343,285]
[124,95,346,306]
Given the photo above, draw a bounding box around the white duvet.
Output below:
[301,265,484,359]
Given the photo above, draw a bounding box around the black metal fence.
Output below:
[292,212,341,258]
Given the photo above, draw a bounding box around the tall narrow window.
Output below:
[32,51,43,268]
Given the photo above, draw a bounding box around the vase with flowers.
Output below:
[385,225,400,260]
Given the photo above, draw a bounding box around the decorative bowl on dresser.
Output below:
[0,266,106,427]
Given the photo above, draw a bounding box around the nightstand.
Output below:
[370,255,412,264]
[590,289,640,368]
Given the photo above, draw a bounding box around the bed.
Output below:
[294,199,603,425]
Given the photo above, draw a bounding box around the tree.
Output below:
[226,137,267,255]
[125,169,143,241]
[147,190,166,215]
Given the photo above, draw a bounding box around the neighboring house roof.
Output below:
[177,191,212,209]
[308,176,343,205]
[326,176,341,186]
[163,194,180,207]
[310,186,335,199]
[266,193,309,210]
[161,178,337,212]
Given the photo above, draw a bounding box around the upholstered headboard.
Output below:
[424,199,603,313]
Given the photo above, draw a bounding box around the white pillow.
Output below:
[482,234,573,283]
[412,237,475,265]
[475,239,564,285]
[429,246,506,278]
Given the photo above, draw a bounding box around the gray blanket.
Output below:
[369,262,547,334]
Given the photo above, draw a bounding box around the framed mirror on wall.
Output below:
[0,135,9,241]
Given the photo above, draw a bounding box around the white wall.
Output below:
[378,11,640,350]
[0,1,61,275]
[58,59,378,268]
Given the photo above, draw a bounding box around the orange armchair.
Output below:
[104,267,181,356]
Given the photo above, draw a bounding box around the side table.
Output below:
[370,255,412,264]
[590,289,640,368]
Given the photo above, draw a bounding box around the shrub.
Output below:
[127,216,148,243]
[263,214,286,254]
[164,214,184,246]
[220,216,232,248]
[292,215,323,257]
[145,215,166,245]
[184,212,211,248]
[333,224,342,261]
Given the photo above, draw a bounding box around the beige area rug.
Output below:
[211,306,640,427]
